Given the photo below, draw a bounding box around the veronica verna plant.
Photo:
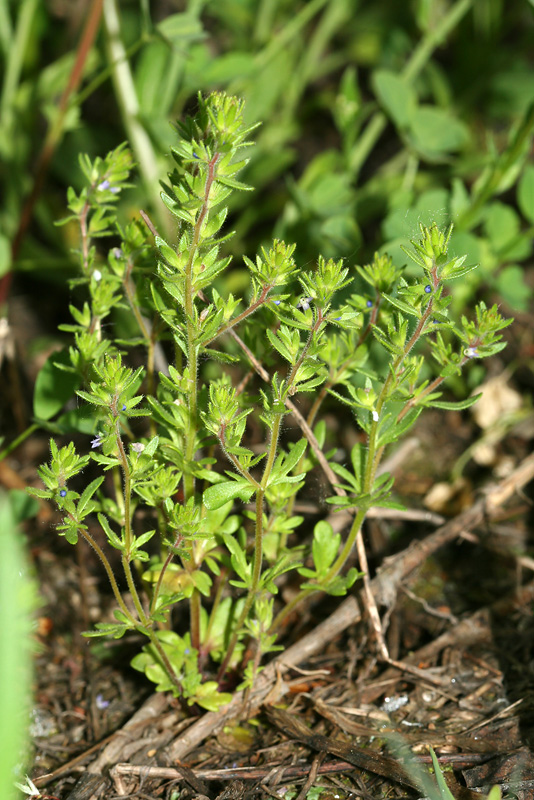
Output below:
[30,92,511,712]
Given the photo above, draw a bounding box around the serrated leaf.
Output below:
[77,476,105,515]
[312,521,340,573]
[285,438,307,471]
[217,174,252,191]
[192,682,232,711]
[97,513,123,549]
[382,293,421,318]
[156,236,180,268]
[203,480,255,510]
[266,328,293,362]
[135,529,156,548]
[83,621,131,639]
[429,392,482,410]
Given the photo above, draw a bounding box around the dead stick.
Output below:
[112,751,489,784]
[113,760,358,782]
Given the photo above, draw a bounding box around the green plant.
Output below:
[29,92,510,710]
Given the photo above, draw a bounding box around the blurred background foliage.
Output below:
[1,0,533,355]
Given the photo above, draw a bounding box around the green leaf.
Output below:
[77,476,105,515]
[203,480,255,510]
[191,682,232,711]
[8,490,39,522]
[429,748,456,800]
[97,513,123,550]
[157,12,205,44]
[312,521,340,573]
[382,293,421,318]
[33,349,80,420]
[266,328,293,362]
[484,202,520,252]
[494,264,530,312]
[156,236,181,268]
[409,106,469,157]
[190,570,212,597]
[429,392,482,410]
[372,69,416,129]
[283,439,307,473]
[135,529,156,549]
[224,535,251,585]
[83,621,131,639]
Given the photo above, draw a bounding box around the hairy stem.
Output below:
[116,424,148,626]
[75,524,136,625]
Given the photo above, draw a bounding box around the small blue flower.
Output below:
[273,299,281,306]
[91,435,102,449]
[59,489,67,497]
[465,346,479,359]
[297,296,313,311]
[112,247,123,260]
[193,151,200,159]
[97,179,110,191]
[121,403,127,412]
[424,284,432,294]
[366,300,373,308]
[109,186,120,194]
[335,317,342,321]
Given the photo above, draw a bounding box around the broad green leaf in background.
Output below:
[6,490,39,523]
[33,349,81,421]
[157,11,205,44]
[372,69,416,129]
[409,106,469,158]
[495,264,530,312]
[484,202,520,252]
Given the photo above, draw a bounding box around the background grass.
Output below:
[2,0,534,316]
